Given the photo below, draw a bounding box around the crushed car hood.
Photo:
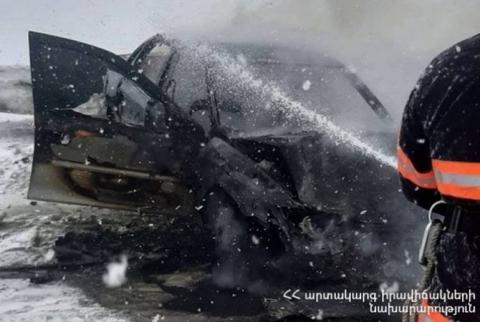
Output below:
[230,130,397,218]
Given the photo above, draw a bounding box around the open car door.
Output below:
[28,32,189,211]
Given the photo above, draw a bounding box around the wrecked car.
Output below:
[28,31,421,291]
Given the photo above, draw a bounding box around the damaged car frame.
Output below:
[28,31,412,288]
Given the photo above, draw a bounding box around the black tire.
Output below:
[203,189,283,291]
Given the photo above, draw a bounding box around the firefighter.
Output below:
[398,33,480,322]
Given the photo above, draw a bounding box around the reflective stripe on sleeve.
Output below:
[397,146,437,189]
[433,159,480,200]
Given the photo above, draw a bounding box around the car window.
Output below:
[139,44,173,84]
[169,53,212,132]
[170,54,208,110]
[116,77,151,126]
[38,44,163,130]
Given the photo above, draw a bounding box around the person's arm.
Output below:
[399,35,480,213]
[427,75,480,207]
[397,86,441,212]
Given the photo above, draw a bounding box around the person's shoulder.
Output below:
[431,33,480,70]
[450,32,480,54]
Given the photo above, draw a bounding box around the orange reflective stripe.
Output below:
[397,147,437,189]
[432,159,480,200]
[417,299,452,322]
[432,159,480,176]
[435,182,480,200]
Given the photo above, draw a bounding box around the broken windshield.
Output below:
[212,59,390,137]
[168,44,390,140]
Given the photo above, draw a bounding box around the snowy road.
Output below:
[0,113,127,321]
[0,111,405,321]
[0,112,264,322]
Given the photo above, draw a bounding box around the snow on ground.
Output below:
[0,112,38,267]
[0,112,127,321]
[0,279,127,322]
[0,67,32,115]
[0,112,64,268]
[0,112,240,322]
[0,113,33,194]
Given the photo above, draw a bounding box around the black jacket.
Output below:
[399,33,480,211]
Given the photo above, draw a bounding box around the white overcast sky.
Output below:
[2,0,480,118]
[2,0,480,66]
[0,0,238,65]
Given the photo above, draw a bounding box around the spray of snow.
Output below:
[379,281,400,294]
[191,44,396,168]
[102,255,128,288]
[314,309,324,320]
[152,314,165,322]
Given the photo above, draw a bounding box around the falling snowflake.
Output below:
[302,80,312,91]
[102,255,128,288]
